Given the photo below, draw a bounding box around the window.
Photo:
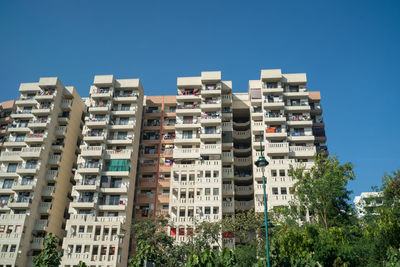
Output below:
[205,188,211,195]
[75,245,82,253]
[204,207,211,214]
[121,104,130,111]
[111,178,122,188]
[25,160,37,169]
[7,164,17,173]
[213,207,219,214]
[279,170,285,176]
[15,135,25,142]
[272,187,279,195]
[119,118,129,125]
[281,187,287,195]
[2,179,13,189]
[213,188,219,195]
[109,195,120,205]
[266,82,278,88]
[213,171,219,178]
[182,131,192,139]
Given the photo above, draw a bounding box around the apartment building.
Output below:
[0,78,85,267]
[135,96,176,221]
[165,69,327,248]
[354,191,383,217]
[249,69,327,214]
[61,75,144,267]
[0,100,16,151]
[167,71,234,247]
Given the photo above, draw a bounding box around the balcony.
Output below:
[283,91,309,98]
[32,105,52,115]
[251,121,264,132]
[84,131,105,142]
[176,90,201,101]
[235,200,254,210]
[233,130,251,140]
[36,90,56,100]
[287,115,313,127]
[25,133,46,143]
[222,167,234,178]
[111,107,137,116]
[16,164,38,175]
[222,201,234,213]
[173,148,200,159]
[289,145,316,157]
[89,104,111,114]
[264,128,287,139]
[77,163,101,174]
[8,198,32,208]
[34,219,48,231]
[221,94,232,104]
[285,104,311,112]
[222,184,234,195]
[200,144,221,155]
[61,99,72,110]
[113,93,138,102]
[20,147,42,158]
[175,119,200,129]
[287,132,315,142]
[7,124,29,134]
[200,132,221,141]
[200,114,221,124]
[263,99,284,109]
[91,88,112,98]
[235,185,254,196]
[137,177,156,188]
[28,119,49,129]
[222,151,233,162]
[11,110,34,119]
[136,193,155,204]
[81,146,103,157]
[105,149,132,159]
[200,100,221,111]
[144,109,161,117]
[222,121,232,131]
[86,118,108,128]
[262,86,284,94]
[15,97,37,106]
[158,193,169,203]
[70,198,96,209]
[42,186,55,197]
[139,163,157,173]
[264,113,286,123]
[264,143,288,155]
[174,136,200,145]
[12,181,35,191]
[74,179,98,191]
[109,122,135,130]
[98,200,127,212]
[31,237,44,250]
[48,155,61,165]
[38,202,52,213]
[0,151,21,161]
[202,84,221,95]
[234,156,252,166]
[176,104,201,115]
[55,126,67,137]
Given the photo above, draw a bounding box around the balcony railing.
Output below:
[176,104,200,109]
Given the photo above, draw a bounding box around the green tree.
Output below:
[288,154,355,229]
[33,233,62,267]
[129,216,174,266]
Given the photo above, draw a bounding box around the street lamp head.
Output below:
[255,155,269,168]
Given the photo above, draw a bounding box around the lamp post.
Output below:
[255,137,270,267]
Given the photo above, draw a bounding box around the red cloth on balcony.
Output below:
[170,228,176,236]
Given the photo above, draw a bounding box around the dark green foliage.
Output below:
[33,233,62,267]
[129,156,400,267]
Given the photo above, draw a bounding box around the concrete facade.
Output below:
[61,75,144,267]
[0,78,85,267]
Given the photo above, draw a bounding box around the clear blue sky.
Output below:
[1,0,399,199]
